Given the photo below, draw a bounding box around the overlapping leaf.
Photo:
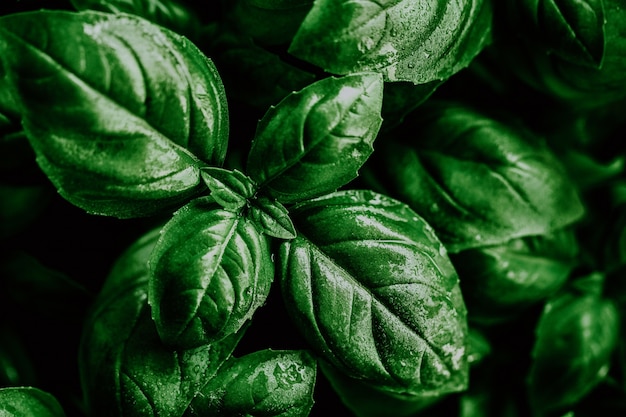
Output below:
[279,190,468,396]
[149,197,274,349]
[186,349,317,416]
[80,228,246,417]
[0,10,228,217]
[366,101,586,252]
[247,73,383,204]
[289,0,493,84]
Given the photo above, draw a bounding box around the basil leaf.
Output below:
[0,11,228,218]
[0,387,67,416]
[320,360,443,417]
[528,276,620,415]
[227,0,314,45]
[380,80,442,131]
[279,190,468,396]
[208,28,316,111]
[70,0,203,41]
[289,0,493,84]
[249,196,297,239]
[186,349,316,416]
[452,228,579,324]
[201,167,257,212]
[149,197,274,349]
[247,73,383,204]
[80,228,245,417]
[499,0,626,108]
[366,101,585,252]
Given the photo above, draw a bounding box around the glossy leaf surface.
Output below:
[0,11,228,217]
[0,387,67,416]
[186,349,316,416]
[149,197,273,348]
[452,228,579,323]
[279,190,468,396]
[528,276,620,414]
[247,73,383,204]
[80,228,245,417]
[70,0,202,40]
[201,167,256,212]
[367,102,585,252]
[289,0,493,84]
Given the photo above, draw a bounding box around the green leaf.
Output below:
[207,28,316,110]
[70,0,203,41]
[227,0,314,45]
[247,73,383,204]
[519,0,606,68]
[149,197,274,348]
[249,196,297,239]
[80,228,245,417]
[0,10,229,218]
[186,349,317,417]
[289,0,493,84]
[201,167,257,212]
[499,0,626,108]
[279,190,468,396]
[0,387,67,416]
[451,228,579,324]
[320,360,444,417]
[528,276,620,414]
[365,101,586,252]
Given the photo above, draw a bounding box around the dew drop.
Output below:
[407,62,415,69]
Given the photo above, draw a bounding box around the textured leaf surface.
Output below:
[517,0,605,68]
[289,0,493,84]
[247,73,383,204]
[80,228,245,417]
[0,11,228,217]
[452,228,579,323]
[367,102,586,252]
[149,197,273,349]
[279,190,468,395]
[528,277,620,414]
[70,0,202,40]
[186,350,316,417]
[201,167,257,212]
[249,196,297,239]
[0,387,67,416]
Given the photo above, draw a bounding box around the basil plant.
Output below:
[1,1,626,417]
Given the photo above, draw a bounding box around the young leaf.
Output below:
[70,0,203,41]
[249,196,297,239]
[0,387,67,417]
[186,349,317,417]
[247,73,383,204]
[528,275,620,415]
[289,0,493,84]
[279,190,469,396]
[80,228,246,417]
[201,167,257,212]
[365,101,586,252]
[451,228,579,324]
[0,11,229,217]
[149,197,274,349]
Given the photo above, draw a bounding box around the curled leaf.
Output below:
[0,11,229,217]
[247,72,383,204]
[289,0,493,84]
[149,197,274,349]
[249,196,297,239]
[201,167,257,212]
[279,190,468,396]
